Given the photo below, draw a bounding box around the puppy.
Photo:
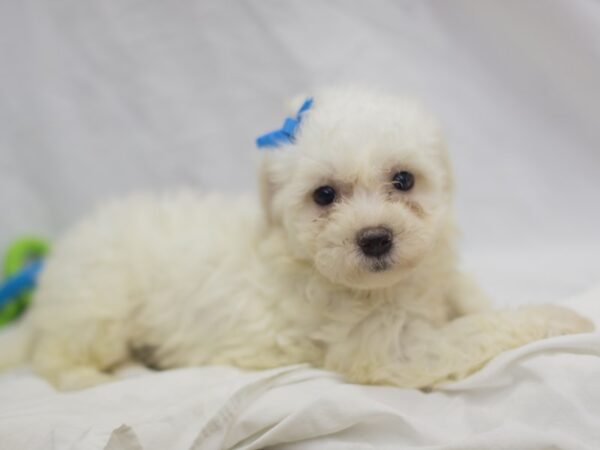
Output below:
[0,86,593,390]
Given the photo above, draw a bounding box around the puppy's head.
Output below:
[259,86,454,290]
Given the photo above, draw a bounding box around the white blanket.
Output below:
[1,287,599,450]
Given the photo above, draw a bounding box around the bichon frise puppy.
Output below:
[0,86,593,390]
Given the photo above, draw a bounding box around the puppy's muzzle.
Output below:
[356,226,393,258]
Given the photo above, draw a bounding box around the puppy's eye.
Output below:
[313,186,336,206]
[392,171,415,191]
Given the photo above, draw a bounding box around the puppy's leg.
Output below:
[327,305,594,389]
[30,320,129,391]
[404,305,593,388]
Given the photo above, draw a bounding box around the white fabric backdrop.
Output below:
[1,3,600,449]
[0,0,599,304]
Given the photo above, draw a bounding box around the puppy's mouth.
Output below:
[367,257,392,273]
[356,251,395,273]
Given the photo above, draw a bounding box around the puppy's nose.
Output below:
[356,227,393,258]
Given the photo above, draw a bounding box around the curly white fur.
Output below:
[0,86,593,390]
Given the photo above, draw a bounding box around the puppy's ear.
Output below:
[436,136,455,198]
[258,93,309,225]
[258,154,278,225]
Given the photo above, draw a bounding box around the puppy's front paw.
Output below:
[527,305,595,338]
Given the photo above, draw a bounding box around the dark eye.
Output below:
[392,171,415,191]
[313,186,336,206]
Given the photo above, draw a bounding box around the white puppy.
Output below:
[0,86,593,390]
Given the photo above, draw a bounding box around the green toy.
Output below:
[0,237,49,327]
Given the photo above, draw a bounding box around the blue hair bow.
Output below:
[256,98,313,148]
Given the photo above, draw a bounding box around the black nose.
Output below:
[356,227,393,258]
